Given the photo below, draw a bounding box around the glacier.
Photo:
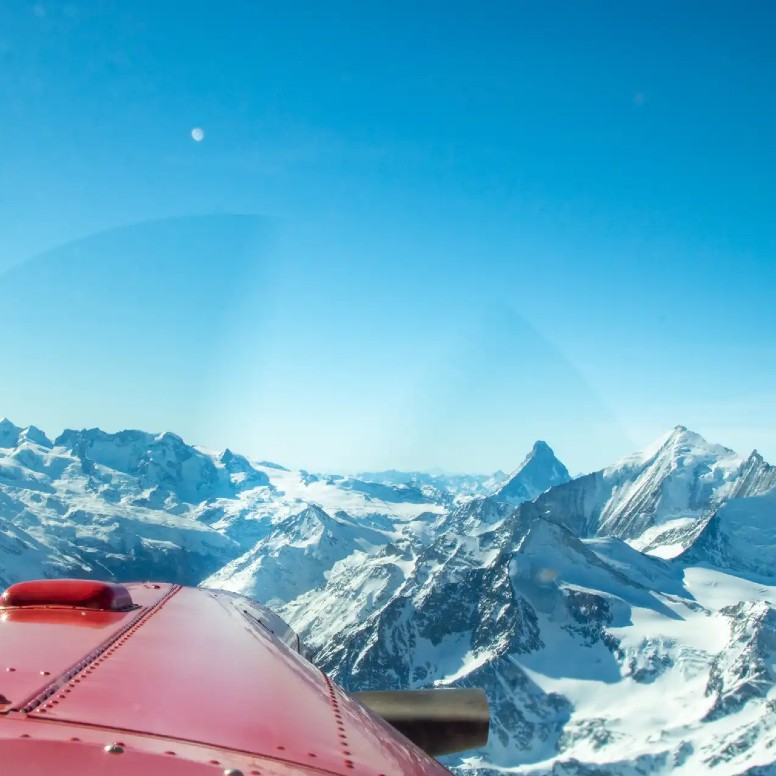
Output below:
[0,417,775,774]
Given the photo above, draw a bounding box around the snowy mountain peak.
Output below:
[0,419,52,449]
[665,424,727,451]
[731,450,776,500]
[530,439,554,456]
[288,504,335,532]
[0,418,23,448]
[52,426,260,503]
[617,425,727,471]
[492,440,571,506]
[527,425,776,552]
[154,430,186,447]
[631,424,737,473]
[217,448,270,488]
[659,425,738,465]
[18,425,52,448]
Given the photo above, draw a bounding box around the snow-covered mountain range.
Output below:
[1,417,775,774]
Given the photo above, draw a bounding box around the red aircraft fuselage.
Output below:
[0,580,455,775]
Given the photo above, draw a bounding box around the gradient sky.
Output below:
[0,1,774,474]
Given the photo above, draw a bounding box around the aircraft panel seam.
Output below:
[18,585,181,715]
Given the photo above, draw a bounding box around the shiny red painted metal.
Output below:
[0,582,452,775]
[0,715,329,775]
[0,582,172,711]
[1,579,134,611]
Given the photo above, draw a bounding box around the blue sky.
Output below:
[0,1,774,473]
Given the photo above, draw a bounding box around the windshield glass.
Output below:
[1,3,774,775]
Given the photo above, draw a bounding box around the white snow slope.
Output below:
[1,418,775,774]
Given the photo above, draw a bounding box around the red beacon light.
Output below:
[0,579,134,611]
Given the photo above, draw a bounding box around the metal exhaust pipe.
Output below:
[353,688,489,757]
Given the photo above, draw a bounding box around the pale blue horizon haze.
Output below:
[0,1,774,475]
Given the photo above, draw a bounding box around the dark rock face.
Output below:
[678,489,776,581]
[621,638,676,684]
[286,503,640,770]
[731,451,776,499]
[562,589,614,647]
[704,603,776,722]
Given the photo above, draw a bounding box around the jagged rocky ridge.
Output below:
[1,417,775,773]
[491,441,571,505]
